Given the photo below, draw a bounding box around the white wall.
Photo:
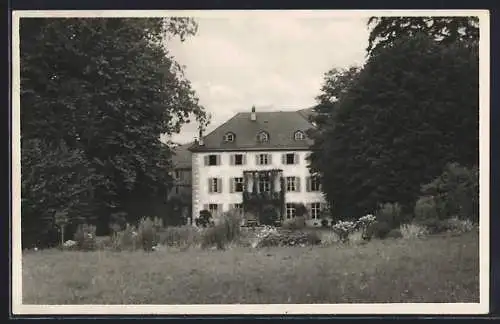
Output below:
[191,150,326,223]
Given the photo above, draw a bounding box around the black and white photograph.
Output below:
[11,10,490,315]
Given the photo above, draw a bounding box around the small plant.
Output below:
[320,219,329,228]
[364,221,392,240]
[331,220,357,243]
[73,224,97,251]
[400,223,429,239]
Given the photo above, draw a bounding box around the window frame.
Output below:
[294,130,306,141]
[286,176,296,192]
[224,132,235,143]
[286,203,296,219]
[257,131,270,143]
[311,202,321,219]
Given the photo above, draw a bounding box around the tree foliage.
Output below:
[20,18,207,246]
[309,33,479,219]
[367,16,479,56]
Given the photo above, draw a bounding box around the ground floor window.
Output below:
[208,204,220,214]
[286,203,296,219]
[310,202,321,219]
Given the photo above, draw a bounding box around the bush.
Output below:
[387,228,403,239]
[195,210,212,228]
[364,221,392,240]
[414,196,444,221]
[158,225,201,248]
[260,205,279,226]
[321,219,329,228]
[138,217,156,252]
[255,228,321,248]
[73,224,97,251]
[444,217,474,234]
[420,162,479,222]
[111,223,139,251]
[400,223,429,239]
[376,202,403,228]
[417,218,450,234]
[331,220,357,243]
[200,210,242,250]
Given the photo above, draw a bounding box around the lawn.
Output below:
[22,230,479,304]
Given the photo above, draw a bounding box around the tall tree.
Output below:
[20,18,207,244]
[309,34,479,219]
[367,16,479,56]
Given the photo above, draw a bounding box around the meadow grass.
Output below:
[22,231,479,304]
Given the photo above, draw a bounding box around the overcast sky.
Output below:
[164,13,371,144]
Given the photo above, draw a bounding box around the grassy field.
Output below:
[22,231,479,304]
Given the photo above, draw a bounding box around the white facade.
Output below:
[191,149,326,226]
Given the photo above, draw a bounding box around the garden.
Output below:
[22,162,480,304]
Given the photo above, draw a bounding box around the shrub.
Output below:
[364,221,392,240]
[387,228,403,239]
[111,223,139,251]
[200,210,242,250]
[444,217,474,234]
[73,224,97,251]
[260,204,279,226]
[400,223,429,239]
[331,220,357,243]
[417,218,450,234]
[254,228,321,248]
[420,162,479,222]
[320,219,329,228]
[158,225,201,248]
[138,217,156,252]
[196,210,212,228]
[376,202,403,228]
[414,196,445,221]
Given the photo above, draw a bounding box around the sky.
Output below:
[164,12,371,145]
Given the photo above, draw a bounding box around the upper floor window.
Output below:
[286,176,301,192]
[282,153,299,165]
[204,154,221,166]
[230,177,244,193]
[257,131,270,143]
[223,132,235,143]
[208,177,222,193]
[294,130,306,141]
[256,153,272,166]
[230,153,246,165]
[306,176,321,192]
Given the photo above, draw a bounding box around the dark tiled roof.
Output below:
[190,108,316,152]
[171,142,193,169]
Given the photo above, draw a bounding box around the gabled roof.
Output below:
[190,108,316,152]
[171,142,193,169]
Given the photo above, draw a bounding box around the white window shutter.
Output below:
[255,154,260,165]
[295,153,299,164]
[230,178,235,193]
[216,155,221,165]
[242,154,247,165]
[306,176,311,192]
[203,204,208,211]
[218,204,223,213]
[268,154,273,165]
[204,156,209,166]
[217,178,222,193]
[230,154,234,165]
[281,153,286,164]
[296,177,301,192]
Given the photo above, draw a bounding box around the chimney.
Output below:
[250,105,256,121]
[198,127,204,146]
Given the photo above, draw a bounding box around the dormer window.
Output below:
[223,132,235,142]
[294,130,306,141]
[257,131,269,143]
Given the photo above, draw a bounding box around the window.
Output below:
[256,153,271,165]
[259,176,271,193]
[174,170,181,180]
[231,154,245,166]
[286,203,296,219]
[286,176,300,192]
[205,154,220,166]
[232,203,243,212]
[257,131,269,143]
[283,153,298,165]
[310,176,321,192]
[310,203,321,219]
[294,131,306,140]
[224,132,235,142]
[208,204,220,214]
[286,177,296,192]
[231,177,244,193]
[208,178,222,193]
